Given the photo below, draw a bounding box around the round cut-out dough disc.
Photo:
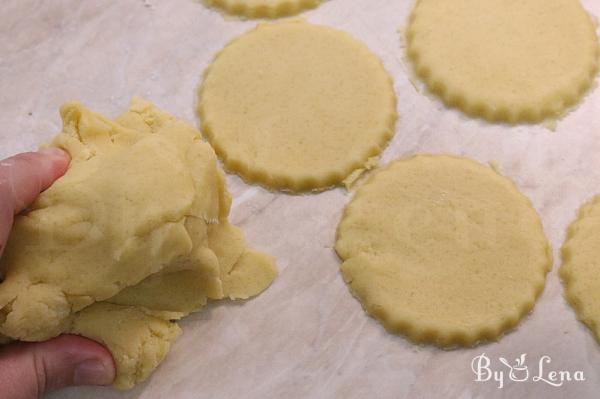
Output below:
[561,196,600,343]
[335,155,551,347]
[406,0,599,123]
[203,0,321,18]
[198,20,397,192]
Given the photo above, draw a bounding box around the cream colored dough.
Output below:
[0,98,277,389]
[199,20,397,192]
[561,196,600,344]
[108,223,277,315]
[406,0,599,123]
[203,0,320,18]
[70,303,182,390]
[93,224,276,389]
[0,100,214,341]
[336,155,551,347]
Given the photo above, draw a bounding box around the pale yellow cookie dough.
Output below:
[199,20,397,191]
[406,0,599,123]
[336,155,551,347]
[0,101,214,341]
[561,196,600,344]
[108,223,277,314]
[70,303,182,389]
[203,0,320,18]
[0,99,277,389]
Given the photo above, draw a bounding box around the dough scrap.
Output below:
[202,0,320,18]
[0,99,277,389]
[107,223,277,315]
[0,101,213,340]
[70,303,182,390]
[561,196,600,344]
[406,0,599,123]
[208,222,246,277]
[335,155,551,347]
[222,249,277,300]
[199,20,397,192]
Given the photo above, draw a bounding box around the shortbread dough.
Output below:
[336,155,551,347]
[199,20,397,191]
[0,99,277,389]
[0,101,213,341]
[92,224,276,389]
[406,0,599,123]
[71,303,182,389]
[203,0,320,18]
[108,223,275,314]
[561,196,600,344]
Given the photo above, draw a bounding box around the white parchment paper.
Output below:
[2,0,600,398]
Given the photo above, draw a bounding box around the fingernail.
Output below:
[73,359,115,386]
[38,147,67,158]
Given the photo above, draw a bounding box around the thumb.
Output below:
[0,148,70,257]
[0,335,115,399]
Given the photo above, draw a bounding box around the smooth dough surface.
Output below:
[335,155,551,347]
[203,0,320,18]
[0,99,277,389]
[561,196,600,344]
[199,20,397,191]
[406,0,599,123]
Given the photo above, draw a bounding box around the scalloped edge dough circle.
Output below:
[335,155,552,347]
[561,196,600,344]
[198,20,397,192]
[406,0,599,123]
[202,0,321,18]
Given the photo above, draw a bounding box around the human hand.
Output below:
[0,148,115,398]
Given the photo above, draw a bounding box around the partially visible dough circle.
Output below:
[336,155,551,347]
[406,0,599,123]
[199,20,397,192]
[203,0,321,18]
[561,196,600,344]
